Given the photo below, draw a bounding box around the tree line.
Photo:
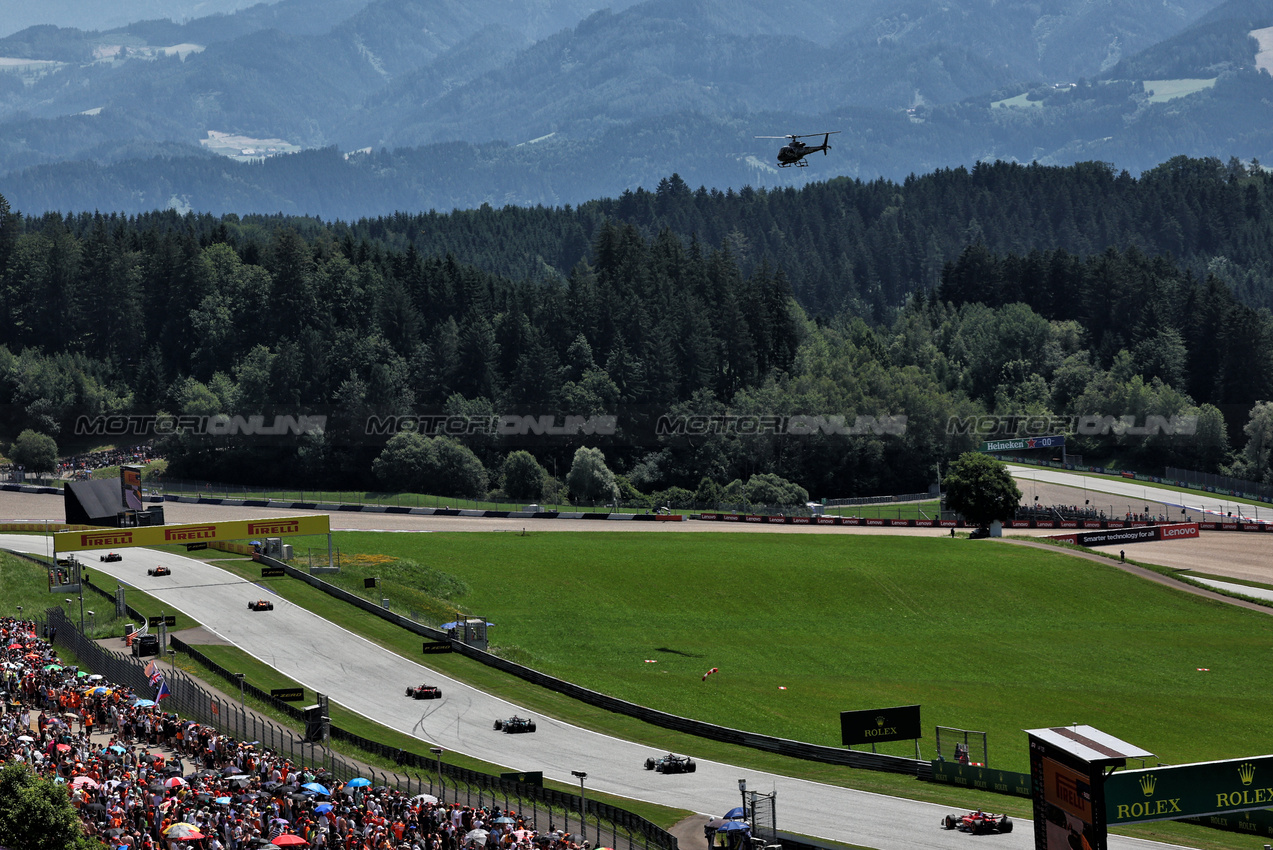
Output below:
[1,157,1272,499]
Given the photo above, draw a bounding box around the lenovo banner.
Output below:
[1048,523,1199,548]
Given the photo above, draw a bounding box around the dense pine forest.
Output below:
[1,155,1271,499]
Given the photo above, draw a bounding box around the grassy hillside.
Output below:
[312,531,1273,773]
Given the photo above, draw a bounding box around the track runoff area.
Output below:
[8,471,1271,850]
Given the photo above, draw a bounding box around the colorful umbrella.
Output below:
[300,782,329,795]
[163,823,205,840]
[71,775,100,789]
[163,776,188,788]
[344,777,371,788]
[270,835,308,847]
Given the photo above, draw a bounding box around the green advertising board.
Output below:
[1106,754,1273,824]
[981,435,1066,453]
[930,761,1031,798]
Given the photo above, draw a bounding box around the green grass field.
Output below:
[5,532,1269,849]
[316,531,1273,774]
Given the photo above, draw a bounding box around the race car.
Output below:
[405,684,442,700]
[493,715,535,733]
[101,553,122,562]
[644,753,696,773]
[248,599,274,611]
[941,810,1013,834]
[148,565,170,576]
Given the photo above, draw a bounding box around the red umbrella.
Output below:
[271,836,309,847]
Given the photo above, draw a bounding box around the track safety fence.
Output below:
[43,607,676,850]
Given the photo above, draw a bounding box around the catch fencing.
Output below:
[44,607,676,850]
[1164,467,1273,502]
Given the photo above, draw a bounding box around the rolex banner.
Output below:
[840,704,921,746]
[53,514,330,553]
[1106,754,1273,824]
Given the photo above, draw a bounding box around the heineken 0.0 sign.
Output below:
[1106,754,1273,824]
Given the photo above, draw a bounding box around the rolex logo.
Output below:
[876,716,885,727]
[1139,774,1156,797]
[1239,763,1256,786]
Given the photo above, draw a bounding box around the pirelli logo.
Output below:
[81,531,133,547]
[248,520,301,535]
[165,524,217,541]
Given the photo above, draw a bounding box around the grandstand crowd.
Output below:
[1014,503,1173,522]
[58,448,160,479]
[0,617,588,850]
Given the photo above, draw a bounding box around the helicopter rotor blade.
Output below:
[789,131,841,139]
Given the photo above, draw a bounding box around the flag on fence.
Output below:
[211,701,218,716]
[156,679,171,701]
[144,660,157,679]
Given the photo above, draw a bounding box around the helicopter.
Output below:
[755,131,841,167]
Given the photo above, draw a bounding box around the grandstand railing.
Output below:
[43,607,676,850]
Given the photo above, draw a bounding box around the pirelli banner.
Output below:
[53,515,331,554]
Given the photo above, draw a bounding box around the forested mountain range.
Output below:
[7,0,1273,215]
[1,157,1270,498]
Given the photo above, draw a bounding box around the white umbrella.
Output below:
[465,829,490,845]
[17,735,34,742]
[410,793,438,804]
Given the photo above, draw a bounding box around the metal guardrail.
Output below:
[260,554,930,780]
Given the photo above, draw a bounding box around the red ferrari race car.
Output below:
[942,810,1013,834]
[148,565,171,576]
[248,599,274,611]
[405,684,442,699]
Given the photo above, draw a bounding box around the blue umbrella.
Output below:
[345,777,371,788]
[215,797,231,805]
[719,822,750,832]
[131,699,156,707]
[315,803,333,813]
[722,808,746,819]
[301,782,330,795]
[108,745,126,754]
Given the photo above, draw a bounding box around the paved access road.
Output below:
[0,533,1194,850]
[1007,465,1270,522]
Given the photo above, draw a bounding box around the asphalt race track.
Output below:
[0,533,1192,850]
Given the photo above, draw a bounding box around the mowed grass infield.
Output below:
[322,531,1272,774]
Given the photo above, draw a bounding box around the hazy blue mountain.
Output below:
[0,0,286,38]
[8,0,1273,218]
